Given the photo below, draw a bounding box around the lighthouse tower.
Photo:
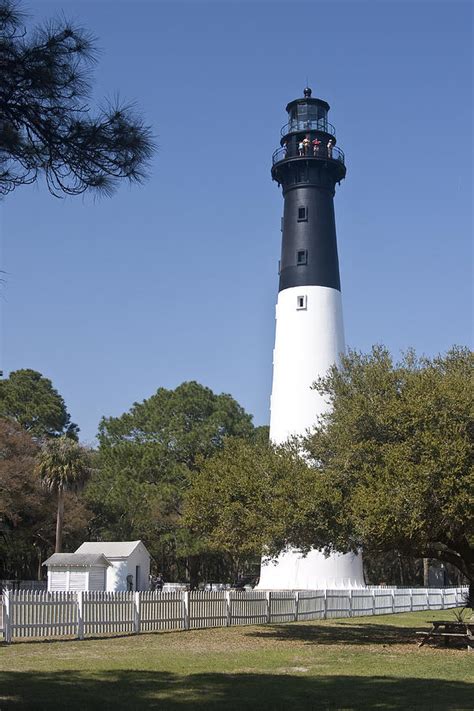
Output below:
[258,88,365,590]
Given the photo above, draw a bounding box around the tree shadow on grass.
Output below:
[0,670,472,711]
[246,622,425,647]
[0,624,416,650]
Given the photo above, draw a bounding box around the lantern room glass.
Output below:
[288,102,328,134]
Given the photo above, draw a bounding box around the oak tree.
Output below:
[185,347,474,602]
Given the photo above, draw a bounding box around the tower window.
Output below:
[297,249,308,265]
[297,206,308,221]
[296,295,307,310]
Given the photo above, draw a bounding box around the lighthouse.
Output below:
[258,88,365,590]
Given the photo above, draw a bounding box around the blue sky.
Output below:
[1,0,472,444]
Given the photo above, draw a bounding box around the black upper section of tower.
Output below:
[273,88,345,293]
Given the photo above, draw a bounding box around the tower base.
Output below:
[257,548,365,590]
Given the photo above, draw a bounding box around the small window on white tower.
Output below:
[297,206,308,221]
[296,295,307,310]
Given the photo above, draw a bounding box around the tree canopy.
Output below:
[183,437,310,558]
[87,381,256,584]
[0,369,78,439]
[0,0,154,197]
[0,418,89,578]
[184,347,473,597]
[304,346,473,580]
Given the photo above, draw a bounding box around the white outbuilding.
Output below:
[75,541,150,592]
[44,553,110,592]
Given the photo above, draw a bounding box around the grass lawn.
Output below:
[0,608,472,710]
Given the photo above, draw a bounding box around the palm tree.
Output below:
[36,436,92,553]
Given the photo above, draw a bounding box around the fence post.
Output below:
[77,591,84,640]
[3,588,12,644]
[323,589,327,620]
[348,589,353,618]
[266,591,271,624]
[409,589,413,613]
[426,589,430,611]
[134,592,141,634]
[391,589,395,614]
[225,590,231,627]
[441,589,445,610]
[294,591,299,622]
[372,589,376,616]
[183,590,190,630]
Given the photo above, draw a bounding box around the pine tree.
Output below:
[0,0,154,197]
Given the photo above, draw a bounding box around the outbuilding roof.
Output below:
[75,541,146,559]
[43,553,111,568]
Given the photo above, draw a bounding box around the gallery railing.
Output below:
[272,143,345,166]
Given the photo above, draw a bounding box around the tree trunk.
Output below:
[468,580,474,609]
[188,555,200,590]
[423,558,430,587]
[55,487,64,553]
[398,555,405,586]
[37,548,43,581]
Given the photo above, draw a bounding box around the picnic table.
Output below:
[417,620,474,650]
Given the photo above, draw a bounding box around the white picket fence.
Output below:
[0,587,467,643]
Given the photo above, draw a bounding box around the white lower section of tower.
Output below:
[269,285,346,444]
[257,285,365,590]
[258,549,364,590]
